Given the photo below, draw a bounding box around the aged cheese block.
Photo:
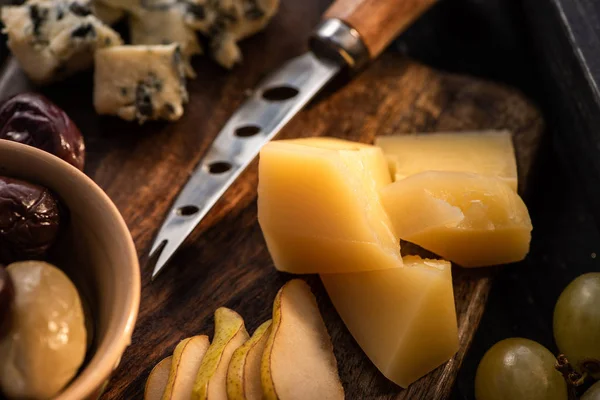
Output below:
[381,171,532,267]
[375,131,518,190]
[1,0,122,84]
[94,44,188,123]
[321,255,458,388]
[258,140,401,274]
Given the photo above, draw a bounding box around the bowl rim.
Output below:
[0,139,141,400]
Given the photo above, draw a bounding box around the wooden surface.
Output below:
[0,0,545,398]
[323,0,437,58]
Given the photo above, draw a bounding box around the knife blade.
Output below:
[150,0,438,279]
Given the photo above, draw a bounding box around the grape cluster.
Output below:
[475,273,600,400]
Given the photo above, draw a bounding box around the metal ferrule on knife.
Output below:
[310,19,370,70]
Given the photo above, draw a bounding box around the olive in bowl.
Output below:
[0,176,62,264]
[0,266,14,334]
[0,93,85,170]
[0,261,87,399]
[0,140,140,400]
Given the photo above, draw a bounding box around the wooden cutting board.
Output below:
[0,0,543,398]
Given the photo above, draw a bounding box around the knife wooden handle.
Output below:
[324,0,438,59]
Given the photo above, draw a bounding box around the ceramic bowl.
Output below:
[0,140,140,400]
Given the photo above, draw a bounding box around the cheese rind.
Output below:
[1,0,122,84]
[93,44,188,123]
[321,255,458,388]
[375,131,518,190]
[261,230,402,275]
[258,140,401,274]
[285,137,392,190]
[381,171,532,267]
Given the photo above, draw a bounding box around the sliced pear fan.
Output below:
[227,320,273,400]
[145,356,172,400]
[261,279,344,400]
[192,307,249,400]
[162,335,210,400]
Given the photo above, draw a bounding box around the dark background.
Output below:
[395,0,600,398]
[0,0,596,398]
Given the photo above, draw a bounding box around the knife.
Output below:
[149,0,438,279]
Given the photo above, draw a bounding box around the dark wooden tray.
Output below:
[522,0,600,221]
[0,1,544,398]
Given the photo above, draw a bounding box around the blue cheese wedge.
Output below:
[93,44,188,123]
[92,0,201,77]
[91,0,125,24]
[1,0,122,84]
[129,4,202,78]
[185,0,279,68]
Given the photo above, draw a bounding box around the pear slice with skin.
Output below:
[227,320,273,400]
[261,279,344,400]
[145,356,172,400]
[192,308,249,400]
[162,335,210,400]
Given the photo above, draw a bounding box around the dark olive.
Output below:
[0,93,85,171]
[0,266,14,335]
[0,177,61,264]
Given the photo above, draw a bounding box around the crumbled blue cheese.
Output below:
[185,0,279,68]
[129,4,202,78]
[91,0,125,25]
[1,0,123,84]
[92,0,201,77]
[94,0,279,69]
[93,44,188,123]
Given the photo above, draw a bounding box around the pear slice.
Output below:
[261,280,344,400]
[145,356,172,400]
[227,320,273,400]
[162,335,210,400]
[192,308,249,400]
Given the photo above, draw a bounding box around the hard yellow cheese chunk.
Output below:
[321,255,458,388]
[381,171,532,267]
[375,131,518,190]
[258,140,401,274]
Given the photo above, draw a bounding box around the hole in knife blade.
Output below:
[262,85,299,101]
[234,125,261,137]
[176,205,200,216]
[207,161,232,174]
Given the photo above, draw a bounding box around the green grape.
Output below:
[474,338,567,400]
[582,381,600,400]
[553,273,600,378]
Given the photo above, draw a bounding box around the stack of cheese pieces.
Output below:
[144,280,345,400]
[257,131,532,387]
